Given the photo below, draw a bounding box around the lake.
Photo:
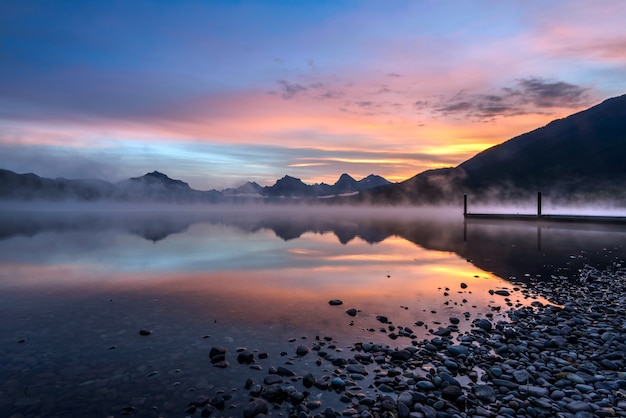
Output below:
[1,205,625,417]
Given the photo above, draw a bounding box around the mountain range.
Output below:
[1,92,625,205]
[0,169,390,202]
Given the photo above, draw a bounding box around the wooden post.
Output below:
[537,192,542,217]
[463,194,467,217]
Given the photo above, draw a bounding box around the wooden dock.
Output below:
[463,193,626,224]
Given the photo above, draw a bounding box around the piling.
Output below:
[463,194,467,216]
[537,192,542,218]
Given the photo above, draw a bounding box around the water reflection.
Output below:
[1,206,625,417]
[0,210,508,337]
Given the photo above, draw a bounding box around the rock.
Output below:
[346,364,368,376]
[397,391,414,407]
[448,345,468,357]
[492,378,519,390]
[263,375,283,385]
[243,398,268,418]
[489,366,503,378]
[302,372,316,388]
[277,366,295,377]
[433,327,452,336]
[209,395,225,410]
[389,349,412,362]
[237,350,254,364]
[138,329,152,336]
[376,315,389,324]
[398,401,410,418]
[295,345,310,356]
[345,308,357,316]
[460,282,468,289]
[494,289,510,296]
[550,389,565,400]
[331,377,346,391]
[200,404,214,417]
[416,380,436,390]
[415,404,437,418]
[260,384,286,403]
[519,385,549,398]
[473,384,496,403]
[210,354,226,364]
[306,399,322,410]
[566,400,592,413]
[474,318,493,331]
[512,369,532,384]
[602,359,619,370]
[378,383,394,393]
[328,299,343,306]
[212,360,229,368]
[441,384,462,401]
[209,346,227,359]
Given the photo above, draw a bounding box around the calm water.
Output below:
[1,205,625,417]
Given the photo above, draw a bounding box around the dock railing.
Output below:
[463,192,626,224]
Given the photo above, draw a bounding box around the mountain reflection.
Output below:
[1,206,625,282]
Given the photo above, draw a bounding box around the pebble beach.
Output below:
[192,262,626,418]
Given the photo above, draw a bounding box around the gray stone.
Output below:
[566,400,592,413]
[263,375,283,385]
[295,345,310,356]
[575,384,594,393]
[448,345,468,357]
[376,315,389,323]
[345,308,357,317]
[347,364,368,375]
[550,390,566,400]
[512,369,532,384]
[441,384,462,401]
[398,401,410,418]
[397,391,413,407]
[302,372,316,388]
[378,383,394,393]
[519,385,549,398]
[416,380,436,391]
[260,385,286,403]
[237,350,254,364]
[331,377,346,391]
[474,319,493,331]
[473,384,496,403]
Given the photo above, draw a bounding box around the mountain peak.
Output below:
[359,174,392,188]
[127,171,191,189]
[333,173,358,192]
[266,175,313,197]
[146,170,168,178]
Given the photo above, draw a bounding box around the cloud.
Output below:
[516,77,589,108]
[318,90,344,100]
[277,80,308,99]
[434,77,590,119]
[437,101,473,113]
[356,101,376,108]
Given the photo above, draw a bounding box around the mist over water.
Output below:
[2,203,626,416]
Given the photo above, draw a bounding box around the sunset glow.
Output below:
[1,1,625,189]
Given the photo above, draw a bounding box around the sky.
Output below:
[1,0,626,190]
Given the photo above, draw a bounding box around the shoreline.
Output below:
[199,262,626,418]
